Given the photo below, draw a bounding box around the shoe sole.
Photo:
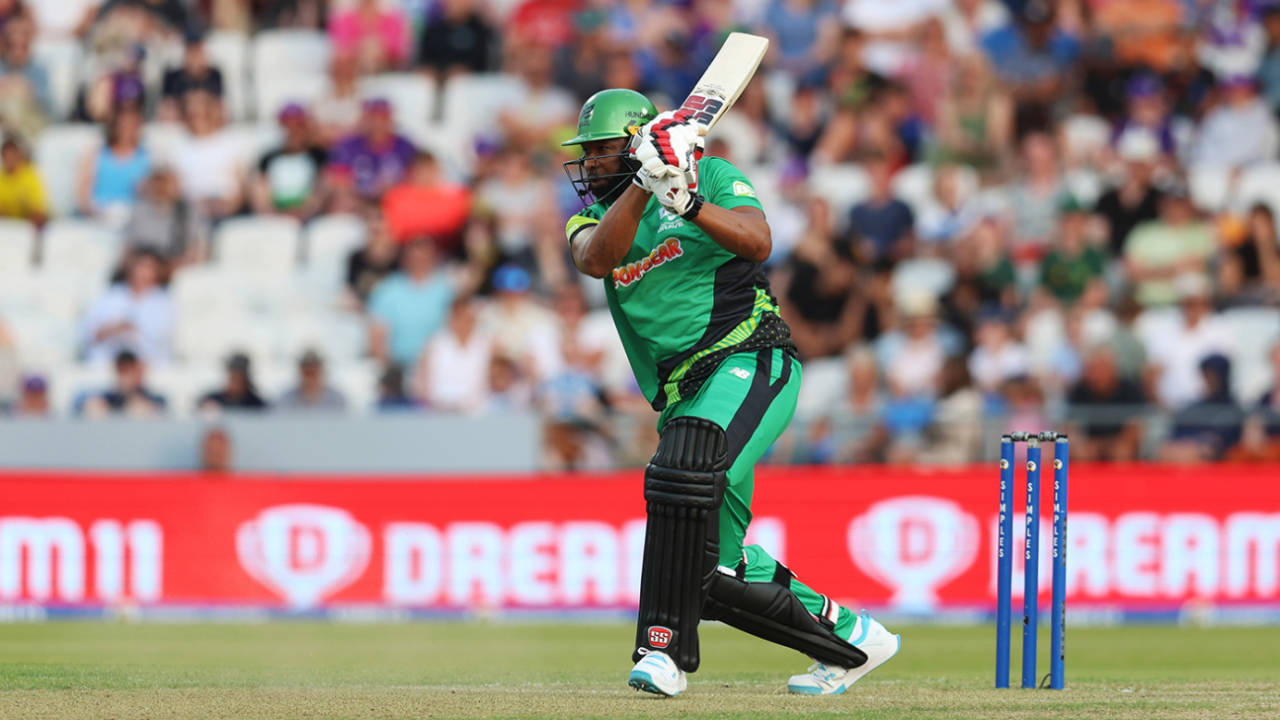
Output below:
[787,633,902,695]
[629,670,681,697]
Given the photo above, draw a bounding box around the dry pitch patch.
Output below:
[1,623,1277,719]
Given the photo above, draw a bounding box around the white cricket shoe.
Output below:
[628,650,687,697]
[787,610,900,695]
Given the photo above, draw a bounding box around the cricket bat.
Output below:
[677,32,769,132]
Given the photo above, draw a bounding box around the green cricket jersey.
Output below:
[565,156,794,411]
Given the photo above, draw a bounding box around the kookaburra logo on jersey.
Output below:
[612,237,684,289]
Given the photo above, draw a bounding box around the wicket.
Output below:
[996,431,1069,690]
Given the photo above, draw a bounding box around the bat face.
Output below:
[678,33,769,131]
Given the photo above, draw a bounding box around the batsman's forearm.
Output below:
[573,184,650,278]
[692,204,771,264]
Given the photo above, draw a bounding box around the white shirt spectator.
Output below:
[1192,93,1278,169]
[1143,311,1232,409]
[418,324,493,413]
[79,284,174,366]
[842,0,947,74]
[969,339,1030,393]
[31,0,99,38]
[173,129,244,203]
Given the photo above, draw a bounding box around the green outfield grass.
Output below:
[1,621,1278,719]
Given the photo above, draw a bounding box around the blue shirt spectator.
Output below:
[328,99,417,202]
[368,239,454,369]
[849,158,914,264]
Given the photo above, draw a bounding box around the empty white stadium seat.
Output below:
[214,215,301,275]
[47,362,113,416]
[40,219,121,282]
[329,359,379,414]
[279,310,367,364]
[32,38,82,121]
[257,72,333,126]
[0,218,37,273]
[305,213,365,261]
[1234,163,1280,216]
[252,30,332,120]
[358,72,436,128]
[1188,164,1233,213]
[223,123,283,164]
[141,122,189,165]
[807,163,871,227]
[35,124,103,217]
[206,31,250,121]
[175,307,276,370]
[1221,307,1280,404]
[440,73,522,142]
[892,257,957,303]
[147,363,223,418]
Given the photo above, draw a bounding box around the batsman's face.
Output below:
[581,137,629,193]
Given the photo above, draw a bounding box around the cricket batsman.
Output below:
[561,88,901,697]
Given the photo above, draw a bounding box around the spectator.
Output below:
[916,355,983,465]
[159,31,224,122]
[77,349,166,418]
[76,105,150,222]
[415,296,492,413]
[418,0,495,79]
[0,16,50,139]
[496,43,577,149]
[13,373,49,417]
[1067,345,1145,461]
[834,347,886,463]
[765,0,840,78]
[479,264,561,382]
[31,0,99,39]
[312,52,361,146]
[94,0,186,36]
[328,0,409,74]
[172,89,245,221]
[375,363,416,411]
[199,425,233,473]
[917,165,980,246]
[79,249,173,365]
[368,237,455,369]
[931,51,1013,170]
[1039,197,1105,304]
[1005,130,1064,262]
[480,352,533,413]
[939,0,1011,58]
[949,217,1019,316]
[1124,178,1214,308]
[1092,0,1188,75]
[778,196,859,360]
[346,213,399,304]
[968,312,1030,396]
[328,98,416,208]
[276,349,348,412]
[82,43,146,125]
[1191,75,1278,170]
[879,292,947,398]
[1259,3,1280,115]
[251,103,328,218]
[1109,74,1179,162]
[848,154,913,268]
[0,136,46,224]
[1142,273,1231,409]
[123,166,207,267]
[476,150,557,267]
[381,150,470,246]
[198,352,269,412]
[553,282,629,400]
[1160,354,1245,462]
[552,10,609,101]
[1094,128,1162,257]
[1218,203,1280,305]
[979,0,1080,104]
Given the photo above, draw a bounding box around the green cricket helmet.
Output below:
[562,89,658,204]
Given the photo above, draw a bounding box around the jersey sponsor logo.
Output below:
[732,180,755,198]
[647,625,673,648]
[612,237,684,288]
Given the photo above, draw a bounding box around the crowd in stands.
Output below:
[1,0,1280,469]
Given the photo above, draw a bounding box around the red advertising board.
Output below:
[0,465,1278,617]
